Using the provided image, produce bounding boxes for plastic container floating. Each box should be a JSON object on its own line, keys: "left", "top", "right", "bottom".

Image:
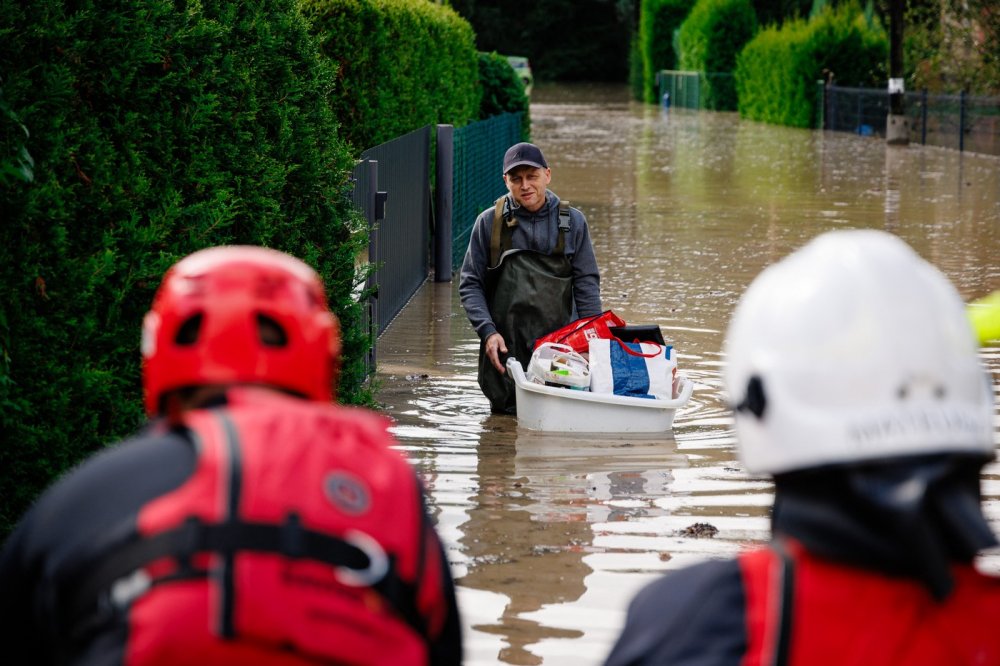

{"left": 507, "top": 357, "right": 694, "bottom": 433}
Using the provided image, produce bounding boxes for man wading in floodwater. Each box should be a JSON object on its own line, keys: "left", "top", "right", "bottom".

{"left": 459, "top": 142, "right": 602, "bottom": 413}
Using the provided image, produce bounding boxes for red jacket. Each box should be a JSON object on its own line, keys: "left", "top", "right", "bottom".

{"left": 741, "top": 541, "right": 1000, "bottom": 666}
{"left": 605, "top": 541, "right": 1000, "bottom": 666}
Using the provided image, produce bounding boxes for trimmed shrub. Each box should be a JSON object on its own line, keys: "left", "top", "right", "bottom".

{"left": 629, "top": 34, "right": 645, "bottom": 102}
{"left": 0, "top": 80, "right": 34, "bottom": 186}
{"left": 300, "top": 0, "right": 480, "bottom": 150}
{"left": 478, "top": 52, "right": 531, "bottom": 137}
{"left": 638, "top": 0, "right": 697, "bottom": 103}
{"left": 736, "top": 1, "right": 887, "bottom": 127}
{"left": 677, "top": 0, "right": 758, "bottom": 110}
{"left": 0, "top": 0, "right": 367, "bottom": 537}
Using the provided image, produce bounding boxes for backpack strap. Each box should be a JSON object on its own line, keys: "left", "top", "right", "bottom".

{"left": 553, "top": 200, "right": 571, "bottom": 256}
{"left": 491, "top": 195, "right": 572, "bottom": 264}
{"left": 490, "top": 194, "right": 515, "bottom": 268}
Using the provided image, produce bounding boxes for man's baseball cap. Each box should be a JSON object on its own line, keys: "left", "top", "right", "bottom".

{"left": 503, "top": 142, "right": 548, "bottom": 174}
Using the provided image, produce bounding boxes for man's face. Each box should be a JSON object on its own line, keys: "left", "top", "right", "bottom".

{"left": 504, "top": 165, "right": 551, "bottom": 213}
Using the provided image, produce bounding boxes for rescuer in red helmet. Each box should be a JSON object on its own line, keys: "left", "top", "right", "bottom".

{"left": 0, "top": 246, "right": 462, "bottom": 665}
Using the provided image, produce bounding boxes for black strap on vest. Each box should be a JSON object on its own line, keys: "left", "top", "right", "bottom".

{"left": 771, "top": 539, "right": 796, "bottom": 666}
{"left": 66, "top": 515, "right": 428, "bottom": 644}
{"left": 489, "top": 194, "right": 571, "bottom": 267}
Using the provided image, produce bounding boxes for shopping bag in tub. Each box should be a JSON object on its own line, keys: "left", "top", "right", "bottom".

{"left": 533, "top": 310, "right": 627, "bottom": 355}
{"left": 588, "top": 339, "right": 676, "bottom": 399}
{"left": 527, "top": 342, "right": 591, "bottom": 389}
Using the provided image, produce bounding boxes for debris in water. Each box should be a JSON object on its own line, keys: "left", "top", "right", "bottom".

{"left": 679, "top": 522, "right": 718, "bottom": 538}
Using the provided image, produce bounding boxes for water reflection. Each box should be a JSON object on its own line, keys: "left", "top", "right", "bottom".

{"left": 376, "top": 83, "right": 1000, "bottom": 665}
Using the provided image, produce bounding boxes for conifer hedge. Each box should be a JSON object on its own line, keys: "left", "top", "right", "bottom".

{"left": 677, "top": 0, "right": 757, "bottom": 111}
{"left": 735, "top": 2, "right": 887, "bottom": 128}
{"left": 300, "top": 0, "right": 479, "bottom": 150}
{"left": 0, "top": 0, "right": 367, "bottom": 537}
{"left": 477, "top": 52, "right": 531, "bottom": 138}
{"left": 637, "top": 0, "right": 696, "bottom": 104}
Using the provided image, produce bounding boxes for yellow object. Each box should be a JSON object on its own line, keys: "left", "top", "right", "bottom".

{"left": 968, "top": 290, "right": 1000, "bottom": 345}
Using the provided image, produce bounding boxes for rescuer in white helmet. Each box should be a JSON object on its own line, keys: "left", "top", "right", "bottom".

{"left": 605, "top": 229, "right": 1000, "bottom": 666}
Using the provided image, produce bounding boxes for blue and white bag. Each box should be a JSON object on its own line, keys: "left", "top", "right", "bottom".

{"left": 588, "top": 339, "right": 676, "bottom": 399}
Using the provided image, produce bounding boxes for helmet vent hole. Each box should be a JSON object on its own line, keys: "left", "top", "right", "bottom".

{"left": 257, "top": 314, "right": 288, "bottom": 347}
{"left": 934, "top": 385, "right": 946, "bottom": 399}
{"left": 175, "top": 313, "right": 203, "bottom": 346}
{"left": 897, "top": 386, "right": 908, "bottom": 399}
{"left": 736, "top": 375, "right": 767, "bottom": 419}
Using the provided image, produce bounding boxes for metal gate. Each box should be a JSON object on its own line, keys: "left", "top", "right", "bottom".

{"left": 351, "top": 126, "right": 431, "bottom": 371}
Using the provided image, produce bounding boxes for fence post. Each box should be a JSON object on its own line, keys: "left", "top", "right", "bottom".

{"left": 434, "top": 124, "right": 454, "bottom": 282}
{"left": 959, "top": 90, "right": 967, "bottom": 152}
{"left": 921, "top": 89, "right": 928, "bottom": 145}
{"left": 363, "top": 159, "right": 379, "bottom": 373}
{"left": 816, "top": 80, "right": 825, "bottom": 129}
{"left": 828, "top": 82, "right": 836, "bottom": 131}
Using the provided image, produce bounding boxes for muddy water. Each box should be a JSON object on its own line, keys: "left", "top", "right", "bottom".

{"left": 375, "top": 83, "right": 1000, "bottom": 665}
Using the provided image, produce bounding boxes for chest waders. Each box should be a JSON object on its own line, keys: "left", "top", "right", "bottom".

{"left": 479, "top": 195, "right": 574, "bottom": 414}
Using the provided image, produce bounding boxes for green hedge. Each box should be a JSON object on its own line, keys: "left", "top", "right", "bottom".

{"left": 0, "top": 79, "right": 33, "bottom": 186}
{"left": 477, "top": 52, "right": 531, "bottom": 138}
{"left": 300, "top": 0, "right": 479, "bottom": 150}
{"left": 637, "top": 0, "right": 696, "bottom": 104}
{"left": 735, "top": 1, "right": 887, "bottom": 127}
{"left": 0, "top": 0, "right": 367, "bottom": 538}
{"left": 677, "top": 0, "right": 758, "bottom": 110}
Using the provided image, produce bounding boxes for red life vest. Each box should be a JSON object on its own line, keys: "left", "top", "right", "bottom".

{"left": 739, "top": 540, "right": 1000, "bottom": 666}
{"left": 80, "top": 388, "right": 449, "bottom": 665}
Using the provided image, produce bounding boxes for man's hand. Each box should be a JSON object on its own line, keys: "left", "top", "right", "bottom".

{"left": 485, "top": 333, "right": 508, "bottom": 373}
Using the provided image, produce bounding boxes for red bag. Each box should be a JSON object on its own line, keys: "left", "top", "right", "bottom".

{"left": 533, "top": 310, "right": 627, "bottom": 354}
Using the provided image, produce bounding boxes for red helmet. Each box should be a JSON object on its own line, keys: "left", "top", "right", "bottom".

{"left": 141, "top": 246, "right": 341, "bottom": 416}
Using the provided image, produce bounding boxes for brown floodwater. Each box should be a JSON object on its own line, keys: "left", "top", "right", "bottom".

{"left": 375, "top": 83, "right": 1000, "bottom": 665}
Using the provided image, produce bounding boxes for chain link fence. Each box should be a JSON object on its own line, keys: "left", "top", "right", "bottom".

{"left": 823, "top": 85, "right": 1000, "bottom": 156}
{"left": 450, "top": 112, "right": 523, "bottom": 270}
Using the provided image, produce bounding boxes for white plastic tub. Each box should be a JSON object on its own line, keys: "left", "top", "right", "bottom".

{"left": 507, "top": 357, "right": 694, "bottom": 433}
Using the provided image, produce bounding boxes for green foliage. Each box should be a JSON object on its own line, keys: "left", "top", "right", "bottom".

{"left": 449, "top": 0, "right": 631, "bottom": 83}
{"left": 752, "top": 0, "right": 813, "bottom": 26}
{"left": 735, "top": 1, "right": 887, "bottom": 127}
{"left": 677, "top": 0, "right": 758, "bottom": 109}
{"left": 903, "top": 0, "right": 1000, "bottom": 94}
{"left": 0, "top": 79, "right": 34, "bottom": 185}
{"left": 477, "top": 52, "right": 531, "bottom": 137}
{"left": 0, "top": 0, "right": 367, "bottom": 537}
{"left": 629, "top": 34, "right": 645, "bottom": 102}
{"left": 300, "top": 0, "right": 480, "bottom": 149}
{"left": 638, "top": 0, "right": 697, "bottom": 103}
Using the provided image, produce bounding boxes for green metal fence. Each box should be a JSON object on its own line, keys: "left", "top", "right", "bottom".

{"left": 451, "top": 112, "right": 524, "bottom": 270}
{"left": 823, "top": 85, "right": 1000, "bottom": 156}
{"left": 657, "top": 70, "right": 700, "bottom": 109}
{"left": 657, "top": 70, "right": 737, "bottom": 111}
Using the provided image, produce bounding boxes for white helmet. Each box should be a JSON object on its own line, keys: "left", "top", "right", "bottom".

{"left": 725, "top": 229, "right": 994, "bottom": 475}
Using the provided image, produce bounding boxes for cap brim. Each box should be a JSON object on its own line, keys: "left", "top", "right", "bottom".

{"left": 504, "top": 160, "right": 546, "bottom": 174}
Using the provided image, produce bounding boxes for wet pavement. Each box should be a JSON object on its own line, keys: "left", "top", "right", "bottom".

{"left": 375, "top": 83, "right": 1000, "bottom": 665}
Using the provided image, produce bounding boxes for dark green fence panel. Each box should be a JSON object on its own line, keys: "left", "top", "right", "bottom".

{"left": 658, "top": 70, "right": 700, "bottom": 109}
{"left": 451, "top": 112, "right": 523, "bottom": 271}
